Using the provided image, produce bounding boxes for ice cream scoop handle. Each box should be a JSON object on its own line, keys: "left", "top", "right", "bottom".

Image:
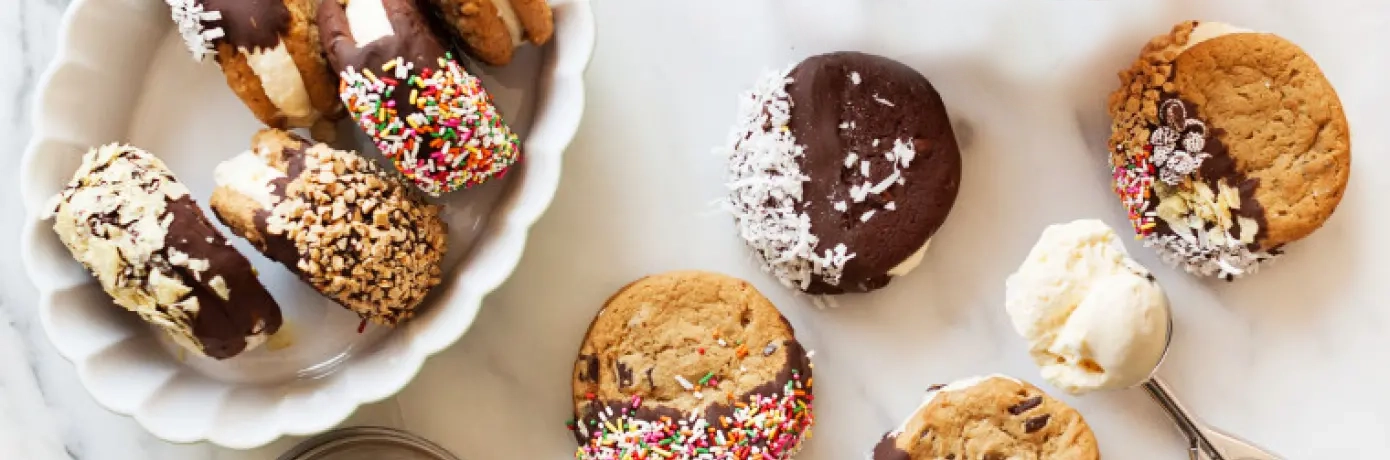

{"left": 1142, "top": 378, "right": 1281, "bottom": 460}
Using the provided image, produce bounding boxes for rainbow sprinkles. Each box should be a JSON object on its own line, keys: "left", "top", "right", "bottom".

{"left": 339, "top": 53, "right": 521, "bottom": 196}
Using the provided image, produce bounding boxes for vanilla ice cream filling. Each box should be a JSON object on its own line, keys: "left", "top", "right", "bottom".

{"left": 887, "top": 239, "right": 931, "bottom": 277}
{"left": 242, "top": 43, "right": 316, "bottom": 125}
{"left": 493, "top": 0, "right": 526, "bottom": 46}
{"left": 1181, "top": 21, "right": 1254, "bottom": 52}
{"left": 214, "top": 150, "right": 286, "bottom": 209}
{"left": 346, "top": 0, "right": 396, "bottom": 45}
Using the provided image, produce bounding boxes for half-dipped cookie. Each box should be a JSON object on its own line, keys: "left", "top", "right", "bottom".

{"left": 1108, "top": 20, "right": 1351, "bottom": 279}
{"left": 722, "top": 52, "right": 962, "bottom": 296}
{"left": 165, "top": 0, "right": 343, "bottom": 139}
{"left": 872, "top": 376, "right": 1099, "bottom": 460}
{"left": 319, "top": 0, "right": 522, "bottom": 196}
{"left": 209, "top": 129, "right": 447, "bottom": 326}
{"left": 46, "top": 144, "right": 282, "bottom": 359}
{"left": 422, "top": 0, "right": 554, "bottom": 66}
{"left": 571, "top": 271, "right": 815, "bottom": 459}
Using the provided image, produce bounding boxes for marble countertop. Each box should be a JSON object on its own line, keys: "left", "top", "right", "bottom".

{"left": 6, "top": 0, "right": 1390, "bottom": 458}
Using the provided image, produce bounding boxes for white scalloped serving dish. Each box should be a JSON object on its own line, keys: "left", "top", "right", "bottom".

{"left": 18, "top": 0, "right": 593, "bottom": 449}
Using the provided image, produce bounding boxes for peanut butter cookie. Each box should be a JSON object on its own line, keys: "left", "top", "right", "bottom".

{"left": 422, "top": 0, "right": 554, "bottom": 66}
{"left": 1107, "top": 20, "right": 1351, "bottom": 279}
{"left": 872, "top": 376, "right": 1100, "bottom": 460}
{"left": 570, "top": 271, "right": 815, "bottom": 459}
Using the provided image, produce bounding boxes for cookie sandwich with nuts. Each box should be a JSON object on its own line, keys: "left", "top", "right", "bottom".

{"left": 210, "top": 129, "right": 447, "bottom": 327}
{"left": 164, "top": 0, "right": 343, "bottom": 140}
{"left": 420, "top": 0, "right": 554, "bottom": 66}
{"left": 722, "top": 52, "right": 962, "bottom": 296}
{"left": 319, "top": 0, "right": 522, "bottom": 196}
{"left": 569, "top": 271, "right": 815, "bottom": 459}
{"left": 871, "top": 375, "right": 1099, "bottom": 460}
{"left": 47, "top": 144, "right": 283, "bottom": 359}
{"left": 1107, "top": 20, "right": 1351, "bottom": 279}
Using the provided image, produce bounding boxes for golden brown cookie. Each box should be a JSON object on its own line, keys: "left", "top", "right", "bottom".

{"left": 570, "top": 271, "right": 814, "bottom": 459}
{"left": 209, "top": 129, "right": 447, "bottom": 327}
{"left": 871, "top": 376, "right": 1100, "bottom": 460}
{"left": 166, "top": 0, "right": 343, "bottom": 140}
{"left": 423, "top": 0, "right": 554, "bottom": 66}
{"left": 1107, "top": 20, "right": 1350, "bottom": 279}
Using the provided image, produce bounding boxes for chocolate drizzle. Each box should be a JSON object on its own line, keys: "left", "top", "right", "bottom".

{"left": 784, "top": 52, "right": 961, "bottom": 294}
{"left": 202, "top": 0, "right": 291, "bottom": 52}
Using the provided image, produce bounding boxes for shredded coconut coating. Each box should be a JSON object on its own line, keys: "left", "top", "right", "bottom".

{"left": 721, "top": 68, "right": 852, "bottom": 290}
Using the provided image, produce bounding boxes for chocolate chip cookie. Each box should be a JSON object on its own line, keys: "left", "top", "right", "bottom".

{"left": 165, "top": 0, "right": 343, "bottom": 140}
{"left": 872, "top": 376, "right": 1100, "bottom": 460}
{"left": 570, "top": 271, "right": 815, "bottom": 459}
{"left": 209, "top": 129, "right": 447, "bottom": 327}
{"left": 46, "top": 144, "right": 282, "bottom": 359}
{"left": 1107, "top": 20, "right": 1351, "bottom": 279}
{"left": 421, "top": 0, "right": 553, "bottom": 66}
{"left": 723, "top": 52, "right": 962, "bottom": 296}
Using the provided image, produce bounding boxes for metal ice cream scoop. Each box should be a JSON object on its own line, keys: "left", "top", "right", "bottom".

{"left": 1138, "top": 315, "right": 1281, "bottom": 460}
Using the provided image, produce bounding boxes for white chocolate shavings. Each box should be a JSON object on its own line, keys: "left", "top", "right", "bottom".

{"left": 722, "top": 67, "right": 854, "bottom": 289}
{"left": 262, "top": 142, "right": 447, "bottom": 325}
{"left": 45, "top": 144, "right": 209, "bottom": 354}
{"left": 873, "top": 94, "right": 895, "bottom": 106}
{"left": 850, "top": 71, "right": 862, "bottom": 85}
{"left": 165, "top": 0, "right": 225, "bottom": 62}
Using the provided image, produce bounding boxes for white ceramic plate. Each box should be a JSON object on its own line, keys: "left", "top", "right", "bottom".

{"left": 18, "top": 0, "right": 593, "bottom": 449}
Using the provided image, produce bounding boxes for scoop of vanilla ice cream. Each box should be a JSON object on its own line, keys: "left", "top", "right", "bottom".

{"left": 1005, "top": 219, "right": 1170, "bottom": 394}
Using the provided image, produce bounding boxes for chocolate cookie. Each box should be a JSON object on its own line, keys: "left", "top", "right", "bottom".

{"left": 1108, "top": 20, "right": 1351, "bottom": 279}
{"left": 421, "top": 0, "right": 554, "bottom": 66}
{"left": 209, "top": 129, "right": 447, "bottom": 326}
{"left": 570, "top": 271, "right": 815, "bottom": 459}
{"left": 165, "top": 0, "right": 343, "bottom": 140}
{"left": 872, "top": 376, "right": 1099, "bottom": 460}
{"left": 723, "top": 52, "right": 962, "bottom": 295}
{"left": 46, "top": 144, "right": 282, "bottom": 359}
{"left": 319, "top": 0, "right": 522, "bottom": 195}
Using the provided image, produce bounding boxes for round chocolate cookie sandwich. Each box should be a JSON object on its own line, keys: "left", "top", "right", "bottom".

{"left": 165, "top": 0, "right": 343, "bottom": 140}
{"left": 570, "top": 271, "right": 815, "bottom": 459}
{"left": 722, "top": 51, "right": 962, "bottom": 296}
{"left": 319, "top": 0, "right": 522, "bottom": 196}
{"left": 1108, "top": 20, "right": 1351, "bottom": 279}
{"left": 209, "top": 129, "right": 447, "bottom": 326}
{"left": 872, "top": 375, "right": 1099, "bottom": 460}
{"left": 420, "top": 0, "right": 553, "bottom": 66}
{"left": 46, "top": 144, "right": 282, "bottom": 359}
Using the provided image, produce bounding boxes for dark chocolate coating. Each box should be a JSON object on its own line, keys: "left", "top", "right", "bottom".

{"left": 318, "top": 0, "right": 448, "bottom": 72}
{"left": 202, "top": 0, "right": 290, "bottom": 51}
{"left": 787, "top": 52, "right": 962, "bottom": 294}
{"left": 872, "top": 434, "right": 910, "bottom": 460}
{"left": 164, "top": 197, "right": 282, "bottom": 359}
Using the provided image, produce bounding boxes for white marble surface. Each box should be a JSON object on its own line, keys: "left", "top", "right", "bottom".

{"left": 6, "top": 0, "right": 1390, "bottom": 459}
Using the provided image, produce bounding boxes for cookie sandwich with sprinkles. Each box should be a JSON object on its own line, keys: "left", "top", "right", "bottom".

{"left": 420, "top": 0, "right": 554, "bottom": 66}
{"left": 721, "top": 52, "right": 962, "bottom": 297}
{"left": 209, "top": 129, "right": 447, "bottom": 327}
{"left": 1107, "top": 20, "right": 1350, "bottom": 279}
{"left": 47, "top": 144, "right": 283, "bottom": 359}
{"left": 164, "top": 0, "right": 343, "bottom": 140}
{"left": 569, "top": 271, "right": 815, "bottom": 459}
{"left": 318, "top": 0, "right": 522, "bottom": 196}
